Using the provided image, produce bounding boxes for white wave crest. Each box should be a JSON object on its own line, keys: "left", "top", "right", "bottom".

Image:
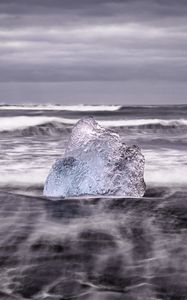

{"left": 0, "top": 116, "right": 75, "bottom": 132}
{"left": 100, "top": 119, "right": 187, "bottom": 127}
{"left": 0, "top": 104, "right": 121, "bottom": 112}
{"left": 0, "top": 116, "right": 187, "bottom": 132}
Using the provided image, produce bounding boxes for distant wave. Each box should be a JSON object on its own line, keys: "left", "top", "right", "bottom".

{"left": 0, "top": 116, "right": 75, "bottom": 131}
{"left": 0, "top": 104, "right": 121, "bottom": 112}
{"left": 99, "top": 119, "right": 187, "bottom": 128}
{"left": 0, "top": 116, "right": 73, "bottom": 136}
{"left": 0, "top": 116, "right": 187, "bottom": 136}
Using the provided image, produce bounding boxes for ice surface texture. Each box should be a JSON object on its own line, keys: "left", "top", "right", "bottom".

{"left": 44, "top": 117, "right": 145, "bottom": 197}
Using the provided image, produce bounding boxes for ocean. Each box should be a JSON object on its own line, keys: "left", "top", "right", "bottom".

{"left": 0, "top": 104, "right": 186, "bottom": 299}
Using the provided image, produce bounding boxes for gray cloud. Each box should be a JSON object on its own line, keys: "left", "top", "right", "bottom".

{"left": 0, "top": 0, "right": 187, "bottom": 103}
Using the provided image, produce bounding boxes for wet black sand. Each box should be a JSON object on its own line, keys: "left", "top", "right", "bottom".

{"left": 0, "top": 191, "right": 186, "bottom": 300}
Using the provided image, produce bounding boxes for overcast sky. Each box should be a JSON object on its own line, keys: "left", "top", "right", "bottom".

{"left": 0, "top": 0, "right": 187, "bottom": 104}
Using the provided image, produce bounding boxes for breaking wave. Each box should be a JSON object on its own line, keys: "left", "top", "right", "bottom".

{"left": 0, "top": 116, "right": 74, "bottom": 136}
{"left": 100, "top": 118, "right": 187, "bottom": 128}
{"left": 0, "top": 104, "right": 121, "bottom": 112}
{"left": 0, "top": 116, "right": 187, "bottom": 136}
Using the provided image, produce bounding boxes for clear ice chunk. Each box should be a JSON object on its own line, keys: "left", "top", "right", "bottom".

{"left": 43, "top": 117, "right": 146, "bottom": 197}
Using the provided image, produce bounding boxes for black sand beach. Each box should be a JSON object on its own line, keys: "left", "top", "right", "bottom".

{"left": 0, "top": 190, "right": 186, "bottom": 300}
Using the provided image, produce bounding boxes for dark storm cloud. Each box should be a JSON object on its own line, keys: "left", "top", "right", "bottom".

{"left": 1, "top": 0, "right": 187, "bottom": 30}
{"left": 0, "top": 0, "right": 187, "bottom": 103}
{"left": 0, "top": 0, "right": 187, "bottom": 15}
